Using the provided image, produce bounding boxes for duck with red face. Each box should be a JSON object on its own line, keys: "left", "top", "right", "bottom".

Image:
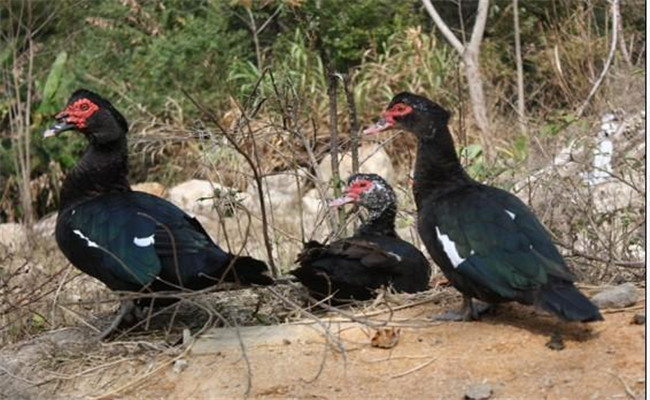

{"left": 291, "top": 173, "right": 431, "bottom": 302}
{"left": 44, "top": 89, "right": 273, "bottom": 339}
{"left": 364, "top": 92, "right": 602, "bottom": 323}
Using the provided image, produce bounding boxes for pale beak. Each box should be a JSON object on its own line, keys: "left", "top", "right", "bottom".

{"left": 329, "top": 194, "right": 356, "bottom": 207}
{"left": 362, "top": 117, "right": 394, "bottom": 134}
{"left": 43, "top": 117, "right": 76, "bottom": 138}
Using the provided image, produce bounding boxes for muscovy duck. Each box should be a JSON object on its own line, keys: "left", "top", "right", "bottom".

{"left": 44, "top": 89, "right": 273, "bottom": 337}
{"left": 364, "top": 92, "right": 602, "bottom": 322}
{"left": 290, "top": 173, "right": 431, "bottom": 302}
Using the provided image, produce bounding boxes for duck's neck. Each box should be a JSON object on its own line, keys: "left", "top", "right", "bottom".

{"left": 60, "top": 137, "right": 131, "bottom": 210}
{"left": 413, "top": 125, "right": 472, "bottom": 208}
{"left": 355, "top": 204, "right": 397, "bottom": 237}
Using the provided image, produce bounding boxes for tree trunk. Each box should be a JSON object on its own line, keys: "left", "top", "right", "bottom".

{"left": 513, "top": 0, "right": 527, "bottom": 136}
{"left": 463, "top": 56, "right": 490, "bottom": 157}
{"left": 422, "top": 0, "right": 493, "bottom": 160}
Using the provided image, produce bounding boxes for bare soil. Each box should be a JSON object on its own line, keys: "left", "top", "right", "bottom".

{"left": 1, "top": 287, "right": 644, "bottom": 400}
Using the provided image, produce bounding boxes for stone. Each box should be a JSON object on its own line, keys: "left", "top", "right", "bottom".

{"left": 241, "top": 171, "right": 306, "bottom": 216}
{"left": 172, "top": 359, "right": 188, "bottom": 374}
{"left": 591, "top": 283, "right": 638, "bottom": 309}
{"left": 464, "top": 383, "right": 493, "bottom": 400}
{"left": 319, "top": 144, "right": 395, "bottom": 186}
{"left": 168, "top": 179, "right": 234, "bottom": 216}
{"left": 34, "top": 213, "right": 58, "bottom": 238}
{"left": 301, "top": 188, "right": 326, "bottom": 216}
{"left": 632, "top": 313, "right": 645, "bottom": 325}
{"left": 0, "top": 223, "right": 28, "bottom": 252}
{"left": 132, "top": 182, "right": 166, "bottom": 197}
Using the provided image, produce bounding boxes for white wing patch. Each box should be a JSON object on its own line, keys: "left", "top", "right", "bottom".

{"left": 73, "top": 229, "right": 99, "bottom": 248}
{"left": 505, "top": 209, "right": 516, "bottom": 220}
{"left": 435, "top": 227, "right": 466, "bottom": 268}
{"left": 133, "top": 234, "right": 155, "bottom": 247}
{"left": 387, "top": 251, "right": 402, "bottom": 262}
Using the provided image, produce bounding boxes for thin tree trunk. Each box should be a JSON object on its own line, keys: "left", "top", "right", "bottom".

{"left": 422, "top": 0, "right": 493, "bottom": 160}
{"left": 513, "top": 0, "right": 527, "bottom": 135}
{"left": 614, "top": 0, "right": 632, "bottom": 67}
{"left": 464, "top": 57, "right": 489, "bottom": 153}
{"left": 245, "top": 7, "right": 263, "bottom": 69}
{"left": 326, "top": 60, "right": 344, "bottom": 229}
{"left": 343, "top": 73, "right": 359, "bottom": 174}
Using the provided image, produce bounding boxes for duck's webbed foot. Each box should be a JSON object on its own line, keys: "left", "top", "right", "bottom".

{"left": 97, "top": 300, "right": 142, "bottom": 340}
{"left": 430, "top": 296, "right": 494, "bottom": 322}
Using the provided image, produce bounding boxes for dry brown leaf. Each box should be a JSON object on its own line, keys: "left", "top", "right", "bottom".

{"left": 370, "top": 328, "right": 401, "bottom": 349}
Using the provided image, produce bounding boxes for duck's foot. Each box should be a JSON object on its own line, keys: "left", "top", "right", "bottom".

{"left": 430, "top": 296, "right": 494, "bottom": 321}
{"left": 98, "top": 300, "right": 143, "bottom": 340}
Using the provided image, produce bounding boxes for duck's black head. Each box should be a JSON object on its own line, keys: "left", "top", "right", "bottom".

{"left": 330, "top": 173, "right": 396, "bottom": 214}
{"left": 43, "top": 89, "right": 128, "bottom": 145}
{"left": 363, "top": 92, "right": 450, "bottom": 139}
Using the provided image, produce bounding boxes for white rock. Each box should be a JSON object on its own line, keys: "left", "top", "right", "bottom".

{"left": 319, "top": 144, "right": 395, "bottom": 186}
{"left": 168, "top": 179, "right": 232, "bottom": 216}
{"left": 172, "top": 359, "right": 188, "bottom": 374}
{"left": 591, "top": 181, "right": 639, "bottom": 214}
{"left": 0, "top": 223, "right": 28, "bottom": 252}
{"left": 302, "top": 188, "right": 326, "bottom": 216}
{"left": 241, "top": 171, "right": 306, "bottom": 216}
{"left": 132, "top": 182, "right": 166, "bottom": 197}
{"left": 34, "top": 213, "right": 58, "bottom": 238}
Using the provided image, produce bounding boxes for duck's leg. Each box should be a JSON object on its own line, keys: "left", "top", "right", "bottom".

{"left": 98, "top": 300, "right": 137, "bottom": 340}
{"left": 430, "top": 295, "right": 493, "bottom": 321}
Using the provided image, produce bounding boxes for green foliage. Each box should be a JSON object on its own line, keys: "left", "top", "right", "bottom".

{"left": 289, "top": 0, "right": 425, "bottom": 71}
{"left": 36, "top": 51, "right": 68, "bottom": 116}
{"left": 227, "top": 28, "right": 326, "bottom": 116}
{"left": 353, "top": 27, "right": 459, "bottom": 116}
{"left": 62, "top": 0, "right": 251, "bottom": 113}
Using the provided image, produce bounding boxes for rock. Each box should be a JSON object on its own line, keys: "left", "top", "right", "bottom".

{"left": 168, "top": 179, "right": 235, "bottom": 216}
{"left": 591, "top": 283, "right": 638, "bottom": 309}
{"left": 632, "top": 313, "right": 645, "bottom": 325}
{"left": 0, "top": 223, "right": 28, "bottom": 252}
{"left": 301, "top": 188, "right": 325, "bottom": 216}
{"left": 241, "top": 171, "right": 306, "bottom": 216}
{"left": 464, "top": 383, "right": 492, "bottom": 400}
{"left": 172, "top": 359, "right": 188, "bottom": 374}
{"left": 591, "top": 181, "right": 641, "bottom": 214}
{"left": 34, "top": 213, "right": 58, "bottom": 238}
{"left": 132, "top": 181, "right": 166, "bottom": 197}
{"left": 319, "top": 144, "right": 395, "bottom": 186}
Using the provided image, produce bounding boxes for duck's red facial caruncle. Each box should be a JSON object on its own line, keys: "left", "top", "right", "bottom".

{"left": 329, "top": 179, "right": 374, "bottom": 207}
{"left": 363, "top": 102, "right": 414, "bottom": 135}
{"left": 43, "top": 98, "right": 100, "bottom": 138}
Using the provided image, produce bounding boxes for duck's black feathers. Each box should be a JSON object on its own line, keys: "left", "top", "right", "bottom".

{"left": 56, "top": 191, "right": 272, "bottom": 293}
{"left": 292, "top": 236, "right": 429, "bottom": 301}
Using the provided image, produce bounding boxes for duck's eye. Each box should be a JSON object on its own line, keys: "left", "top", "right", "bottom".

{"left": 80, "top": 103, "right": 90, "bottom": 111}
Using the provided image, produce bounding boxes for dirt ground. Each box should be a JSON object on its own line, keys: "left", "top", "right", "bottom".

{"left": 1, "top": 287, "right": 644, "bottom": 400}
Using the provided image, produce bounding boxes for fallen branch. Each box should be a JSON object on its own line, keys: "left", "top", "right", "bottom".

{"left": 390, "top": 357, "right": 437, "bottom": 379}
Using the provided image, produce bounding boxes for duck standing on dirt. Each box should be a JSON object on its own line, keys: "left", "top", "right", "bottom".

{"left": 291, "top": 173, "right": 431, "bottom": 302}
{"left": 364, "top": 92, "right": 603, "bottom": 322}
{"left": 44, "top": 89, "right": 273, "bottom": 338}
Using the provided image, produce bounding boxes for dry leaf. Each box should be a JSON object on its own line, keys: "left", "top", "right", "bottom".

{"left": 371, "top": 328, "right": 401, "bottom": 349}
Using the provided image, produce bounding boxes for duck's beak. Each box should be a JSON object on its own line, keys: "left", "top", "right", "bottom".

{"left": 43, "top": 113, "right": 75, "bottom": 138}
{"left": 362, "top": 116, "right": 394, "bottom": 134}
{"left": 329, "top": 193, "right": 356, "bottom": 207}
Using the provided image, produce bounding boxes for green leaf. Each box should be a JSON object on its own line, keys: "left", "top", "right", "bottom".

{"left": 37, "top": 51, "right": 68, "bottom": 115}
